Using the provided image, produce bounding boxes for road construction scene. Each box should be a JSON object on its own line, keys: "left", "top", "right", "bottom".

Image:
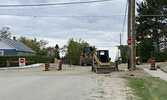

{"left": 0, "top": 0, "right": 167, "bottom": 100}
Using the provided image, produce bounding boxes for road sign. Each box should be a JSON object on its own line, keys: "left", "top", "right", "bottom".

{"left": 19, "top": 58, "right": 25, "bottom": 66}
{"left": 127, "top": 38, "right": 132, "bottom": 46}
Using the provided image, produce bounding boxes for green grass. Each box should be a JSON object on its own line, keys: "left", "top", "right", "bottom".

{"left": 123, "top": 76, "right": 167, "bottom": 100}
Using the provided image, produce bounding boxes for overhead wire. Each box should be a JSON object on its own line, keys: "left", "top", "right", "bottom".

{"left": 0, "top": 15, "right": 127, "bottom": 17}
{"left": 116, "top": 0, "right": 127, "bottom": 61}
{"left": 0, "top": 14, "right": 166, "bottom": 17}
{"left": 132, "top": 14, "right": 167, "bottom": 17}
{"left": 0, "top": 0, "right": 113, "bottom": 7}
{"left": 121, "top": 0, "right": 128, "bottom": 40}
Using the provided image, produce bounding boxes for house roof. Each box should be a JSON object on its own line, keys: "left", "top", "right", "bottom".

{"left": 0, "top": 37, "right": 36, "bottom": 53}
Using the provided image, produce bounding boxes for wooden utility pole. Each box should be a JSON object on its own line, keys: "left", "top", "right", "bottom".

{"left": 127, "top": 0, "right": 131, "bottom": 69}
{"left": 120, "top": 32, "right": 122, "bottom": 63}
{"left": 131, "top": 0, "right": 136, "bottom": 70}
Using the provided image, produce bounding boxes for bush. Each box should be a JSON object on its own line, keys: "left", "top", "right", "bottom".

{"left": 151, "top": 51, "right": 167, "bottom": 62}
{"left": 0, "top": 55, "right": 54, "bottom": 67}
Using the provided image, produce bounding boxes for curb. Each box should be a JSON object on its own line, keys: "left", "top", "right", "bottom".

{"left": 0, "top": 63, "right": 43, "bottom": 70}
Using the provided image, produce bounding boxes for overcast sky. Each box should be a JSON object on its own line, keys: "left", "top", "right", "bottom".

{"left": 0, "top": 0, "right": 142, "bottom": 61}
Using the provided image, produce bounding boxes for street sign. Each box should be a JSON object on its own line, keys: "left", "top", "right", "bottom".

{"left": 19, "top": 58, "right": 25, "bottom": 66}
{"left": 127, "top": 38, "right": 132, "bottom": 46}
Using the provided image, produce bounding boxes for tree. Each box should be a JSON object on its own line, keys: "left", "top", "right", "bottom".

{"left": 61, "top": 38, "right": 90, "bottom": 65}
{"left": 55, "top": 44, "right": 60, "bottom": 59}
{"left": 18, "top": 36, "right": 48, "bottom": 55}
{"left": 0, "top": 27, "right": 11, "bottom": 38}
{"left": 136, "top": 0, "right": 167, "bottom": 51}
{"left": 136, "top": 39, "right": 155, "bottom": 61}
{"left": 44, "top": 46, "right": 59, "bottom": 58}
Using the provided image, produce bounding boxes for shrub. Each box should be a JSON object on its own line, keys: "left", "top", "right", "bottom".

{"left": 151, "top": 51, "right": 167, "bottom": 62}
{"left": 0, "top": 55, "right": 54, "bottom": 67}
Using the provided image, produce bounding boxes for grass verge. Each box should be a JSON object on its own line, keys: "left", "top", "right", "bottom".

{"left": 123, "top": 76, "right": 167, "bottom": 100}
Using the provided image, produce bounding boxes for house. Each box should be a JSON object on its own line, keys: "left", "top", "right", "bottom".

{"left": 0, "top": 36, "right": 36, "bottom": 55}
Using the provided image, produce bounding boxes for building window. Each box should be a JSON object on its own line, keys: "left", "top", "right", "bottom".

{"left": 0, "top": 51, "right": 4, "bottom": 55}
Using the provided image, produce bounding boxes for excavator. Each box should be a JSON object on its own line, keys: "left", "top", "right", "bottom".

{"left": 91, "top": 50, "right": 115, "bottom": 74}
{"left": 80, "top": 47, "right": 93, "bottom": 66}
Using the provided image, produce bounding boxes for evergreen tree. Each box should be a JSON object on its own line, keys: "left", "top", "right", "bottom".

{"left": 136, "top": 0, "right": 167, "bottom": 51}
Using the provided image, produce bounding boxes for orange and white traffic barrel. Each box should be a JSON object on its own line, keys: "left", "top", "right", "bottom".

{"left": 150, "top": 58, "right": 157, "bottom": 70}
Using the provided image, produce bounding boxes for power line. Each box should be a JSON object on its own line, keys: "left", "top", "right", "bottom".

{"left": 134, "top": 14, "right": 167, "bottom": 17}
{"left": 121, "top": 0, "right": 128, "bottom": 38}
{"left": 0, "top": 15, "right": 126, "bottom": 17}
{"left": 1, "top": 14, "right": 165, "bottom": 18}
{"left": 0, "top": 0, "right": 113, "bottom": 7}
{"left": 0, "top": 14, "right": 165, "bottom": 17}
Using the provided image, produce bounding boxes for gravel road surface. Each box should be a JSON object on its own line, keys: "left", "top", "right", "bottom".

{"left": 0, "top": 65, "right": 133, "bottom": 100}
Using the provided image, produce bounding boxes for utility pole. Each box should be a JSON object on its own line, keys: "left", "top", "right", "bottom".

{"left": 131, "top": 0, "right": 136, "bottom": 70}
{"left": 127, "top": 0, "right": 131, "bottom": 69}
{"left": 120, "top": 33, "right": 122, "bottom": 63}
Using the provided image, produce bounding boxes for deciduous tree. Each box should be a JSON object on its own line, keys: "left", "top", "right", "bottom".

{"left": 18, "top": 36, "right": 48, "bottom": 55}
{"left": 62, "top": 38, "right": 92, "bottom": 65}
{"left": 0, "top": 27, "right": 11, "bottom": 38}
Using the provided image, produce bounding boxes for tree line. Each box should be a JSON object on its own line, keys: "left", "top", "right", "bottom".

{"left": 0, "top": 27, "right": 95, "bottom": 65}
{"left": 0, "top": 26, "right": 59, "bottom": 58}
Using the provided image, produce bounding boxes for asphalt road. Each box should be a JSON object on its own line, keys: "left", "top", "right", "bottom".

{"left": 0, "top": 65, "right": 132, "bottom": 100}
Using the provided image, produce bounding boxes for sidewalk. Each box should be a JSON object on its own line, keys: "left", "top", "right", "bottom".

{"left": 144, "top": 69, "right": 167, "bottom": 81}
{"left": 0, "top": 63, "right": 71, "bottom": 70}
{"left": 139, "top": 63, "right": 167, "bottom": 81}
